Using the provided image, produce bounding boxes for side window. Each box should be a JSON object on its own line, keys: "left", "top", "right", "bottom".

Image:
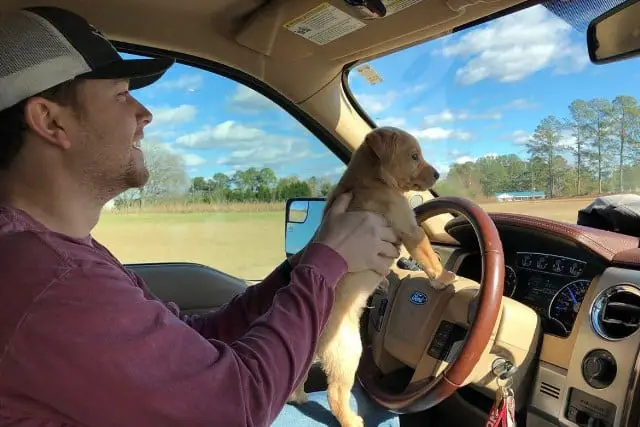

{"left": 94, "top": 53, "right": 344, "bottom": 280}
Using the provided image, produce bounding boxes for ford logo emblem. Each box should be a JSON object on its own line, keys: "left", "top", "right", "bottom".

{"left": 409, "top": 290, "right": 427, "bottom": 305}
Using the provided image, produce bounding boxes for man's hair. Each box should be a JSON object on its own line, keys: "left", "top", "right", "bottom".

{"left": 0, "top": 79, "right": 83, "bottom": 170}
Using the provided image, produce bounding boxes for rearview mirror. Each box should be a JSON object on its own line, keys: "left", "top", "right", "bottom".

{"left": 284, "top": 197, "right": 326, "bottom": 257}
{"left": 587, "top": 0, "right": 640, "bottom": 64}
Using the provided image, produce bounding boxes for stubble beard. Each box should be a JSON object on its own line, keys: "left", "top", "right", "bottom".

{"left": 82, "top": 146, "right": 150, "bottom": 205}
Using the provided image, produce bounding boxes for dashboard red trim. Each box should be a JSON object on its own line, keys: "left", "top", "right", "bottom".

{"left": 446, "top": 212, "right": 640, "bottom": 267}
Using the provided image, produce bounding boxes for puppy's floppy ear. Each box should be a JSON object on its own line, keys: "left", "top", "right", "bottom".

{"left": 366, "top": 127, "right": 397, "bottom": 161}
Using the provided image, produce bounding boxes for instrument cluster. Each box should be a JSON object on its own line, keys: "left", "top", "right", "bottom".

{"left": 505, "top": 252, "right": 591, "bottom": 338}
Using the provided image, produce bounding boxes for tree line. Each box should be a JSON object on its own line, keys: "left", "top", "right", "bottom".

{"left": 188, "top": 168, "right": 334, "bottom": 203}
{"left": 435, "top": 95, "right": 640, "bottom": 199}
{"left": 113, "top": 141, "right": 334, "bottom": 209}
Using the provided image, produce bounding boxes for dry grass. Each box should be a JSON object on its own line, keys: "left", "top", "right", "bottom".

{"left": 479, "top": 196, "right": 596, "bottom": 223}
{"left": 93, "top": 211, "right": 285, "bottom": 280}
{"left": 93, "top": 197, "right": 598, "bottom": 280}
{"left": 113, "top": 201, "right": 285, "bottom": 214}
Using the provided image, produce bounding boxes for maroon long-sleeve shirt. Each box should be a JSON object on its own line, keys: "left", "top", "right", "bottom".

{"left": 0, "top": 203, "right": 347, "bottom": 427}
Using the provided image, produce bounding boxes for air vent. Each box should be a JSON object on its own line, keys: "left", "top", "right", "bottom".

{"left": 591, "top": 284, "right": 640, "bottom": 341}
{"left": 539, "top": 381, "right": 561, "bottom": 400}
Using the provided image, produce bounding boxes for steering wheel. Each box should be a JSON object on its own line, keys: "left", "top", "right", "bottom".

{"left": 356, "top": 196, "right": 505, "bottom": 413}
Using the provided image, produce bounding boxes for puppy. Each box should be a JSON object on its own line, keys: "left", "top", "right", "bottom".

{"left": 288, "top": 126, "right": 457, "bottom": 427}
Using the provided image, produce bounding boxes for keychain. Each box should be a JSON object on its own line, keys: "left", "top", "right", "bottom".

{"left": 486, "top": 359, "right": 517, "bottom": 427}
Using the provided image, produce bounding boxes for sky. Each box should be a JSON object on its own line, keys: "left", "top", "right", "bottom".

{"left": 125, "top": 0, "right": 640, "bottom": 185}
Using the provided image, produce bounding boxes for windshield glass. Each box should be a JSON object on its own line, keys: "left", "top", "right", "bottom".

{"left": 346, "top": 0, "right": 636, "bottom": 223}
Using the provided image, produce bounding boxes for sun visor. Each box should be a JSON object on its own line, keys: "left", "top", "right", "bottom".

{"left": 233, "top": 0, "right": 466, "bottom": 61}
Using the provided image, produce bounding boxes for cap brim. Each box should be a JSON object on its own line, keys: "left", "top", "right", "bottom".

{"left": 79, "top": 57, "right": 175, "bottom": 90}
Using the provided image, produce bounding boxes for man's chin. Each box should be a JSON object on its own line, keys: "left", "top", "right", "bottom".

{"left": 124, "top": 166, "right": 150, "bottom": 190}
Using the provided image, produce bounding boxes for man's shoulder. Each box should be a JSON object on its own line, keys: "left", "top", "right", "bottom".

{"left": 0, "top": 229, "right": 74, "bottom": 278}
{"left": 0, "top": 226, "right": 107, "bottom": 272}
{"left": 0, "top": 204, "right": 115, "bottom": 271}
{"left": 0, "top": 225, "right": 123, "bottom": 293}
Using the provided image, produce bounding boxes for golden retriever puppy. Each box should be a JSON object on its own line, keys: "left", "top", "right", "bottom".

{"left": 288, "top": 126, "right": 457, "bottom": 427}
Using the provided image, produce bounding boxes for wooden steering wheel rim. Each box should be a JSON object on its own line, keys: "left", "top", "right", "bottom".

{"left": 356, "top": 195, "right": 505, "bottom": 413}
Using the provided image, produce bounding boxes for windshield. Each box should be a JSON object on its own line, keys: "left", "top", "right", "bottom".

{"left": 346, "top": 0, "right": 636, "bottom": 223}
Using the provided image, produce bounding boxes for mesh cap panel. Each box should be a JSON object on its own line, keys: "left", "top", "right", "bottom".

{"left": 0, "top": 10, "right": 90, "bottom": 111}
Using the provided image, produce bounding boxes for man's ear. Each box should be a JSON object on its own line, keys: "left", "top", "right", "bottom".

{"left": 23, "top": 97, "right": 73, "bottom": 150}
{"left": 366, "top": 127, "right": 397, "bottom": 161}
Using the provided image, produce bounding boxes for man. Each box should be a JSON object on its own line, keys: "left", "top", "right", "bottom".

{"left": 0, "top": 6, "right": 402, "bottom": 427}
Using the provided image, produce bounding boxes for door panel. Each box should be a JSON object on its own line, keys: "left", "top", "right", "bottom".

{"left": 125, "top": 262, "right": 248, "bottom": 315}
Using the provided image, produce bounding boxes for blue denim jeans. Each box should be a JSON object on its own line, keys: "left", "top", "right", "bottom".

{"left": 271, "top": 384, "right": 401, "bottom": 426}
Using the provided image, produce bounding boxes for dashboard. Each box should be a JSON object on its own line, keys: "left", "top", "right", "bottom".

{"left": 455, "top": 250, "right": 600, "bottom": 339}
{"left": 366, "top": 211, "right": 640, "bottom": 427}
{"left": 436, "top": 212, "right": 640, "bottom": 426}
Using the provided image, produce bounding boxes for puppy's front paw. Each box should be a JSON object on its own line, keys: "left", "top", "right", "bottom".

{"left": 429, "top": 279, "right": 448, "bottom": 290}
{"left": 288, "top": 389, "right": 308, "bottom": 405}
{"left": 438, "top": 270, "right": 457, "bottom": 285}
{"left": 428, "top": 270, "right": 456, "bottom": 290}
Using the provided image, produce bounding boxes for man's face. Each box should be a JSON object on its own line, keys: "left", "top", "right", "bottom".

{"left": 64, "top": 78, "right": 153, "bottom": 198}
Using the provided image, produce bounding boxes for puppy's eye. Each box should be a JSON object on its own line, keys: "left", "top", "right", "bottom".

{"left": 411, "top": 153, "right": 419, "bottom": 161}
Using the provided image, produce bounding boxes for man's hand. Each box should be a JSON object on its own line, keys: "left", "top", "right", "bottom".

{"left": 314, "top": 193, "right": 400, "bottom": 276}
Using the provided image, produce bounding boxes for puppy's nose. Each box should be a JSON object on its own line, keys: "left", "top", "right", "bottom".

{"left": 434, "top": 170, "right": 440, "bottom": 180}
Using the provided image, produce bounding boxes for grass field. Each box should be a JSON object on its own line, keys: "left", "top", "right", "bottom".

{"left": 92, "top": 197, "right": 596, "bottom": 280}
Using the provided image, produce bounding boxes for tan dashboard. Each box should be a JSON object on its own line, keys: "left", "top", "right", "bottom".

{"left": 363, "top": 212, "right": 640, "bottom": 427}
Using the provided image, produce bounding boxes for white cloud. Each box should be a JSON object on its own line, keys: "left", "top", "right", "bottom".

{"left": 438, "top": 5, "right": 588, "bottom": 84}
{"left": 507, "top": 130, "right": 532, "bottom": 145}
{"left": 150, "top": 105, "right": 197, "bottom": 126}
{"left": 559, "top": 129, "right": 577, "bottom": 148}
{"left": 434, "top": 163, "right": 451, "bottom": 175}
{"left": 507, "top": 128, "right": 576, "bottom": 148}
{"left": 454, "top": 152, "right": 499, "bottom": 165}
{"left": 504, "top": 98, "right": 539, "bottom": 110}
{"left": 228, "top": 85, "right": 277, "bottom": 113}
{"left": 175, "top": 121, "right": 266, "bottom": 149}
{"left": 411, "top": 127, "right": 473, "bottom": 142}
{"left": 215, "top": 137, "right": 310, "bottom": 168}
{"left": 354, "top": 84, "right": 429, "bottom": 115}
{"left": 158, "top": 142, "right": 208, "bottom": 168}
{"left": 424, "top": 108, "right": 502, "bottom": 125}
{"left": 424, "top": 110, "right": 456, "bottom": 125}
{"left": 454, "top": 155, "right": 475, "bottom": 164}
{"left": 356, "top": 93, "right": 396, "bottom": 114}
{"left": 181, "top": 153, "right": 207, "bottom": 167}
{"left": 157, "top": 74, "right": 203, "bottom": 92}
{"left": 173, "top": 121, "right": 329, "bottom": 172}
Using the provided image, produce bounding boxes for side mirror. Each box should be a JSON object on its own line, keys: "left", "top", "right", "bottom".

{"left": 587, "top": 0, "right": 640, "bottom": 64}
{"left": 284, "top": 197, "right": 327, "bottom": 257}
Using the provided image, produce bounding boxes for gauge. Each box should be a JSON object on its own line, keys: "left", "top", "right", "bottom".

{"left": 552, "top": 258, "right": 565, "bottom": 274}
{"left": 549, "top": 279, "right": 590, "bottom": 334}
{"left": 504, "top": 265, "right": 517, "bottom": 297}
{"left": 536, "top": 255, "right": 548, "bottom": 270}
{"left": 569, "top": 262, "right": 584, "bottom": 277}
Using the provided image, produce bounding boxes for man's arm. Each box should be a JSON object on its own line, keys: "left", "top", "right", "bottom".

{"left": 177, "top": 250, "right": 305, "bottom": 342}
{"left": 130, "top": 250, "right": 305, "bottom": 343}
{"left": 5, "top": 242, "right": 345, "bottom": 427}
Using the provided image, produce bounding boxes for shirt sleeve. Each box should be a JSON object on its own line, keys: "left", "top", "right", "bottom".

{"left": 5, "top": 242, "right": 346, "bottom": 427}
{"left": 178, "top": 249, "right": 306, "bottom": 343}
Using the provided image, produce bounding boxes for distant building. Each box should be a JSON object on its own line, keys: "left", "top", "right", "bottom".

{"left": 494, "top": 191, "right": 546, "bottom": 202}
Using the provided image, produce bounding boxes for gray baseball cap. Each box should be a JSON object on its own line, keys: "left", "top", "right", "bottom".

{"left": 0, "top": 6, "right": 175, "bottom": 111}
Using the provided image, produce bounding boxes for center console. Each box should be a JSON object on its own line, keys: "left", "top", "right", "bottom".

{"left": 527, "top": 267, "right": 640, "bottom": 427}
